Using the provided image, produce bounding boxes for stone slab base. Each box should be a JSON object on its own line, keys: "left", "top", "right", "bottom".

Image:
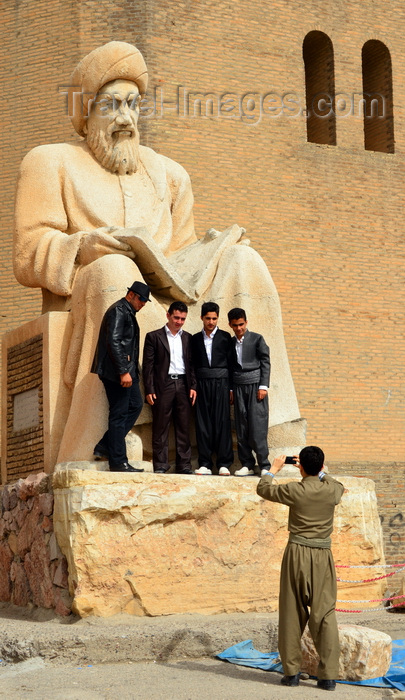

{"left": 53, "top": 470, "right": 385, "bottom": 618}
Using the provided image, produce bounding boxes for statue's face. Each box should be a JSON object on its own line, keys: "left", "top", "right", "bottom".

{"left": 84, "top": 79, "right": 141, "bottom": 175}
{"left": 86, "top": 79, "right": 140, "bottom": 140}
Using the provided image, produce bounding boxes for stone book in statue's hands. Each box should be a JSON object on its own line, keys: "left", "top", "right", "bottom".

{"left": 114, "top": 224, "right": 246, "bottom": 303}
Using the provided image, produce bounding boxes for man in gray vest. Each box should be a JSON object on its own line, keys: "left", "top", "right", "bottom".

{"left": 228, "top": 307, "right": 270, "bottom": 476}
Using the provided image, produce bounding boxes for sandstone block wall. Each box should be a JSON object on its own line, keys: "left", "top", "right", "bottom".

{"left": 0, "top": 472, "right": 71, "bottom": 615}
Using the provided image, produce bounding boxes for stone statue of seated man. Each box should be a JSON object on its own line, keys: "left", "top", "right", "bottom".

{"left": 13, "top": 41, "right": 302, "bottom": 464}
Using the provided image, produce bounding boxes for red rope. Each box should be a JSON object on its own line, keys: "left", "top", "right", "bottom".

{"left": 337, "top": 569, "right": 401, "bottom": 583}
{"left": 336, "top": 563, "right": 405, "bottom": 569}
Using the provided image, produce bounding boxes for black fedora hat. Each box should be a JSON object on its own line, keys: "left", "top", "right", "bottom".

{"left": 127, "top": 281, "right": 152, "bottom": 302}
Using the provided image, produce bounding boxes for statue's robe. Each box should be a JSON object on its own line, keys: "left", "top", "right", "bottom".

{"left": 14, "top": 141, "right": 300, "bottom": 462}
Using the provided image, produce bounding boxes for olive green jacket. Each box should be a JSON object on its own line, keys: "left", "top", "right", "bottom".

{"left": 257, "top": 473, "right": 344, "bottom": 540}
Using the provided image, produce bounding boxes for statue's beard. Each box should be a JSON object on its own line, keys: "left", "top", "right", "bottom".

{"left": 86, "top": 123, "right": 140, "bottom": 175}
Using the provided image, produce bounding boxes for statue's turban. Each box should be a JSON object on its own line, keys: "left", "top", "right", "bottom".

{"left": 69, "top": 41, "right": 148, "bottom": 136}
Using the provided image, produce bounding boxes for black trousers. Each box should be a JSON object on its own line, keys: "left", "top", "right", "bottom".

{"left": 97, "top": 377, "right": 143, "bottom": 468}
{"left": 233, "top": 382, "right": 270, "bottom": 469}
{"left": 195, "top": 376, "right": 233, "bottom": 468}
{"left": 152, "top": 376, "right": 192, "bottom": 471}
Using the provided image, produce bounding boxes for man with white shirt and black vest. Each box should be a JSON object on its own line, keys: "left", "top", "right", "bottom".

{"left": 228, "top": 307, "right": 271, "bottom": 476}
{"left": 143, "top": 301, "right": 197, "bottom": 474}
{"left": 191, "top": 302, "right": 234, "bottom": 476}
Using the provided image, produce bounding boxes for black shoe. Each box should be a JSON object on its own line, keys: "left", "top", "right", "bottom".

{"left": 154, "top": 467, "right": 170, "bottom": 474}
{"left": 317, "top": 680, "right": 336, "bottom": 691}
{"left": 110, "top": 462, "right": 144, "bottom": 473}
{"left": 176, "top": 467, "right": 192, "bottom": 474}
{"left": 281, "top": 673, "right": 300, "bottom": 686}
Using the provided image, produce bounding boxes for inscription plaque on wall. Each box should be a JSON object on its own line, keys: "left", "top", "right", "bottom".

{"left": 13, "top": 388, "right": 40, "bottom": 432}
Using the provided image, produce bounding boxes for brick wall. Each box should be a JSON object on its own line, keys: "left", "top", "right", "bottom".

{"left": 6, "top": 336, "right": 44, "bottom": 480}
{"left": 0, "top": 1, "right": 404, "bottom": 470}
{"left": 329, "top": 462, "right": 405, "bottom": 576}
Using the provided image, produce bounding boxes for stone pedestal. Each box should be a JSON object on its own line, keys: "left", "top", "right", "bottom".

{"left": 52, "top": 471, "right": 385, "bottom": 618}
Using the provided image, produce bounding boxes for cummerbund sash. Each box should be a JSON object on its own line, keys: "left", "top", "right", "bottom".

{"left": 289, "top": 533, "right": 331, "bottom": 549}
{"left": 233, "top": 369, "right": 260, "bottom": 384}
{"left": 196, "top": 367, "right": 229, "bottom": 379}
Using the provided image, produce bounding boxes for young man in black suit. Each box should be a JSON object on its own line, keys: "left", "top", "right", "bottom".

{"left": 143, "top": 301, "right": 197, "bottom": 474}
{"left": 228, "top": 307, "right": 271, "bottom": 477}
{"left": 191, "top": 302, "right": 234, "bottom": 476}
{"left": 91, "top": 281, "right": 151, "bottom": 472}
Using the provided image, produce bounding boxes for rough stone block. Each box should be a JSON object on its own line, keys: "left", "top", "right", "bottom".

{"left": 17, "top": 501, "right": 41, "bottom": 557}
{"left": 23, "top": 534, "right": 54, "bottom": 608}
{"left": 53, "top": 586, "right": 73, "bottom": 617}
{"left": 49, "top": 532, "right": 62, "bottom": 561}
{"left": 8, "top": 488, "right": 19, "bottom": 511}
{"left": 2, "top": 485, "right": 10, "bottom": 512}
{"left": 0, "top": 541, "right": 13, "bottom": 601}
{"left": 41, "top": 515, "right": 53, "bottom": 532}
{"left": 15, "top": 503, "right": 28, "bottom": 529}
{"left": 301, "top": 624, "right": 392, "bottom": 680}
{"left": 53, "top": 558, "right": 69, "bottom": 589}
{"left": 10, "top": 561, "right": 31, "bottom": 607}
{"left": 39, "top": 492, "right": 54, "bottom": 516}
{"left": 8, "top": 532, "right": 18, "bottom": 555}
{"left": 17, "top": 473, "right": 49, "bottom": 501}
{"left": 53, "top": 471, "right": 386, "bottom": 618}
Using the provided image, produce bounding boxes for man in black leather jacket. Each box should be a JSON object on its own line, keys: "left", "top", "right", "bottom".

{"left": 91, "top": 281, "right": 151, "bottom": 472}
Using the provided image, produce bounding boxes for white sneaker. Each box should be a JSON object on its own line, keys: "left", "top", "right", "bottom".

{"left": 194, "top": 466, "right": 212, "bottom": 475}
{"left": 261, "top": 469, "right": 270, "bottom": 477}
{"left": 234, "top": 466, "right": 255, "bottom": 477}
{"left": 218, "top": 467, "right": 231, "bottom": 476}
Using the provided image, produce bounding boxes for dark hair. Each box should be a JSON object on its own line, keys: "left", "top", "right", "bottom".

{"left": 168, "top": 301, "right": 188, "bottom": 315}
{"left": 228, "top": 307, "right": 247, "bottom": 322}
{"left": 299, "top": 446, "right": 325, "bottom": 475}
{"left": 201, "top": 302, "right": 219, "bottom": 317}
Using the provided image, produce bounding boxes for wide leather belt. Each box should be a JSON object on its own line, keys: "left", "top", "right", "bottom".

{"left": 168, "top": 374, "right": 185, "bottom": 380}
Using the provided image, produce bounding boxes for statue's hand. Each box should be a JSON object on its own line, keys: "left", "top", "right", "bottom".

{"left": 77, "top": 228, "right": 135, "bottom": 266}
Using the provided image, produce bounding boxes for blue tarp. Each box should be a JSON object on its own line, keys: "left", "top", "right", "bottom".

{"left": 217, "top": 639, "right": 405, "bottom": 691}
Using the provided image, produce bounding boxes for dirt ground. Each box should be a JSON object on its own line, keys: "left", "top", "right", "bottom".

{"left": 0, "top": 604, "right": 404, "bottom": 699}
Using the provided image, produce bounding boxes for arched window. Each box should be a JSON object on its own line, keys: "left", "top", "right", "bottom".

{"left": 303, "top": 31, "right": 336, "bottom": 145}
{"left": 362, "top": 40, "right": 394, "bottom": 153}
